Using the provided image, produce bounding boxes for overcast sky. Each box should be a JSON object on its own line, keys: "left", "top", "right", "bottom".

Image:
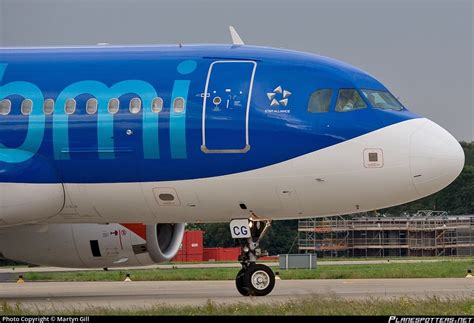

{"left": 0, "top": 0, "right": 472, "bottom": 141}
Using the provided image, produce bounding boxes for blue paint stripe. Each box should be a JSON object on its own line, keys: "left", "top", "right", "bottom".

{"left": 97, "top": 98, "right": 115, "bottom": 160}
{"left": 53, "top": 81, "right": 111, "bottom": 160}
{"left": 0, "top": 64, "right": 6, "bottom": 81}
{"left": 143, "top": 111, "right": 160, "bottom": 159}
{"left": 170, "top": 80, "right": 190, "bottom": 159}
{"left": 110, "top": 81, "right": 159, "bottom": 159}
{"left": 0, "top": 81, "right": 45, "bottom": 163}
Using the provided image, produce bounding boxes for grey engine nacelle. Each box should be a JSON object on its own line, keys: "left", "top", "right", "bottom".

{"left": 0, "top": 223, "right": 185, "bottom": 268}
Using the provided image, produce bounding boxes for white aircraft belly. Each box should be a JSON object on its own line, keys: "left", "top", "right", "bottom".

{"left": 39, "top": 118, "right": 427, "bottom": 224}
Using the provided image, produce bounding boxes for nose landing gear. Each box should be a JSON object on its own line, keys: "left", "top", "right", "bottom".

{"left": 232, "top": 218, "right": 275, "bottom": 296}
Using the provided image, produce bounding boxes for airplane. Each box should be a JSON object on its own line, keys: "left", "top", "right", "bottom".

{"left": 0, "top": 27, "right": 465, "bottom": 296}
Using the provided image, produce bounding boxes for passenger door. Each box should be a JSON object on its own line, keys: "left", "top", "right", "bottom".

{"left": 201, "top": 60, "right": 257, "bottom": 153}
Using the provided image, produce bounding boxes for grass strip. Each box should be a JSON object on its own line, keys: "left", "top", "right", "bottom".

{"left": 20, "top": 260, "right": 473, "bottom": 282}
{"left": 1, "top": 296, "right": 472, "bottom": 315}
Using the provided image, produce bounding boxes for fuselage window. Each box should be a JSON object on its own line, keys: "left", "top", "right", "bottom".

{"left": 43, "top": 99, "right": 54, "bottom": 114}
{"left": 308, "top": 89, "right": 333, "bottom": 113}
{"left": 335, "top": 89, "right": 367, "bottom": 112}
{"left": 108, "top": 98, "right": 119, "bottom": 114}
{"left": 21, "top": 99, "right": 33, "bottom": 115}
{"left": 129, "top": 98, "right": 141, "bottom": 114}
{"left": 173, "top": 97, "right": 185, "bottom": 113}
{"left": 65, "top": 99, "right": 76, "bottom": 114}
{"left": 86, "top": 98, "right": 98, "bottom": 114}
{"left": 0, "top": 99, "right": 12, "bottom": 115}
{"left": 151, "top": 97, "right": 163, "bottom": 113}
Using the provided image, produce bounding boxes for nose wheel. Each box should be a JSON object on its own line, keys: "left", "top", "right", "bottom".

{"left": 235, "top": 264, "right": 275, "bottom": 296}
{"left": 235, "top": 268, "right": 250, "bottom": 296}
{"left": 231, "top": 218, "right": 276, "bottom": 296}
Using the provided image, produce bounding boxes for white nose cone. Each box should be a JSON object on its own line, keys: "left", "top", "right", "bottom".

{"left": 410, "top": 119, "right": 465, "bottom": 197}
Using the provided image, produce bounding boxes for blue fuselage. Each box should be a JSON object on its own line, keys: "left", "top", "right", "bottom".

{"left": 0, "top": 44, "right": 418, "bottom": 183}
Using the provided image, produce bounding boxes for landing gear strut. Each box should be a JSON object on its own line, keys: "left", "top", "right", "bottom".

{"left": 232, "top": 218, "right": 275, "bottom": 296}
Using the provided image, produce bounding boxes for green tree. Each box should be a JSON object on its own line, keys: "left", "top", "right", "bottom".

{"left": 259, "top": 220, "right": 299, "bottom": 255}
{"left": 460, "top": 141, "right": 474, "bottom": 165}
{"left": 192, "top": 221, "right": 298, "bottom": 255}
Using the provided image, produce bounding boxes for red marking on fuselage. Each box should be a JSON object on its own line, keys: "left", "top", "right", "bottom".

{"left": 121, "top": 223, "right": 147, "bottom": 240}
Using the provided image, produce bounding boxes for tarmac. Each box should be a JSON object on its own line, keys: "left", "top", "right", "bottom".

{"left": 0, "top": 278, "right": 472, "bottom": 310}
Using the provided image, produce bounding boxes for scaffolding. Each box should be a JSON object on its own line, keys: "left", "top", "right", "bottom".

{"left": 298, "top": 213, "right": 474, "bottom": 258}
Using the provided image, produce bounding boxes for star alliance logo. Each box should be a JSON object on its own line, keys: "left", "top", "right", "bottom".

{"left": 267, "top": 86, "right": 291, "bottom": 107}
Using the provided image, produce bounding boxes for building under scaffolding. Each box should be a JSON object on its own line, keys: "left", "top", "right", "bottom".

{"left": 298, "top": 211, "right": 474, "bottom": 257}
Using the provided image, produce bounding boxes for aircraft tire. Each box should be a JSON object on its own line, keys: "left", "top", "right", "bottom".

{"left": 243, "top": 264, "right": 275, "bottom": 296}
{"left": 235, "top": 268, "right": 251, "bottom": 296}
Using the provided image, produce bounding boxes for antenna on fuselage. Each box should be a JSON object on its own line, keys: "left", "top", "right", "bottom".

{"left": 229, "top": 26, "right": 245, "bottom": 46}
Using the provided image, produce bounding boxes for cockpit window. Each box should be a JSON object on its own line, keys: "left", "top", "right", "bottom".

{"left": 308, "top": 89, "right": 332, "bottom": 113}
{"left": 361, "top": 89, "right": 404, "bottom": 111}
{"left": 335, "top": 89, "right": 367, "bottom": 112}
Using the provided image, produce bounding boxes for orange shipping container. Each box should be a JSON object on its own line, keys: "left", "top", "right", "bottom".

{"left": 173, "top": 230, "right": 204, "bottom": 262}
{"left": 180, "top": 230, "right": 204, "bottom": 255}
{"left": 173, "top": 232, "right": 241, "bottom": 262}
